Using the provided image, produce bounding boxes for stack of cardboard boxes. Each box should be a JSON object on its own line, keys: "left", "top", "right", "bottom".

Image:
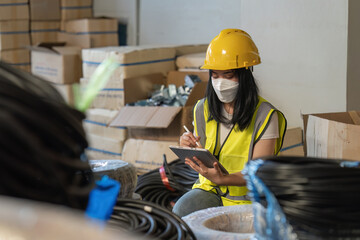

{"left": 81, "top": 45, "right": 210, "bottom": 173}
{"left": 0, "top": 0, "right": 30, "bottom": 72}
{"left": 82, "top": 46, "right": 178, "bottom": 163}
{"left": 29, "top": 0, "right": 60, "bottom": 45}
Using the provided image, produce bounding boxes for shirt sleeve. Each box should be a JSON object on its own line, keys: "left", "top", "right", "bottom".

{"left": 260, "top": 112, "right": 279, "bottom": 140}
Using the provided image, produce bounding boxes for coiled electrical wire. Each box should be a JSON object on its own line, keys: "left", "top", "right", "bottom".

{"left": 0, "top": 62, "right": 94, "bottom": 210}
{"left": 256, "top": 156, "right": 360, "bottom": 239}
{"left": 135, "top": 155, "right": 198, "bottom": 210}
{"left": 109, "top": 199, "right": 196, "bottom": 240}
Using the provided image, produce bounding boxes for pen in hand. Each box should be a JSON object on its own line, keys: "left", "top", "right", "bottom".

{"left": 183, "top": 125, "right": 200, "bottom": 147}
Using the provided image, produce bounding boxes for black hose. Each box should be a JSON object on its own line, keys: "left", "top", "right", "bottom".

{"left": 110, "top": 199, "right": 196, "bottom": 240}
{"left": 0, "top": 62, "right": 94, "bottom": 210}
{"left": 253, "top": 156, "right": 360, "bottom": 239}
{"left": 135, "top": 155, "right": 198, "bottom": 210}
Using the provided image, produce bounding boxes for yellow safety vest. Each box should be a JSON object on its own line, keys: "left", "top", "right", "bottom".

{"left": 192, "top": 97, "right": 286, "bottom": 206}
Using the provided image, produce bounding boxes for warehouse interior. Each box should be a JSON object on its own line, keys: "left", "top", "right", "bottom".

{"left": 0, "top": 0, "right": 360, "bottom": 239}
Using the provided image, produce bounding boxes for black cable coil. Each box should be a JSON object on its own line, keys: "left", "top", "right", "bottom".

{"left": 0, "top": 62, "right": 94, "bottom": 210}
{"left": 135, "top": 155, "right": 198, "bottom": 210}
{"left": 256, "top": 156, "right": 360, "bottom": 240}
{"left": 109, "top": 199, "right": 196, "bottom": 240}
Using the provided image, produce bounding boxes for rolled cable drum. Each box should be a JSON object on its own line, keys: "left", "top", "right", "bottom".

{"left": 135, "top": 155, "right": 198, "bottom": 210}
{"left": 244, "top": 156, "right": 360, "bottom": 240}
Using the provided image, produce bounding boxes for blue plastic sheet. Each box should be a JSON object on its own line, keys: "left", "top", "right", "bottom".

{"left": 85, "top": 175, "right": 120, "bottom": 221}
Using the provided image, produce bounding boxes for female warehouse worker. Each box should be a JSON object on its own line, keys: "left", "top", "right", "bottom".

{"left": 173, "top": 29, "right": 287, "bottom": 217}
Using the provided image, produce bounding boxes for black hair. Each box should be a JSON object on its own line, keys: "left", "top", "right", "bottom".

{"left": 0, "top": 62, "right": 94, "bottom": 210}
{"left": 205, "top": 67, "right": 259, "bottom": 131}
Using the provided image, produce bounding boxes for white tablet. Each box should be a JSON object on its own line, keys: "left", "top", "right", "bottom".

{"left": 169, "top": 146, "right": 229, "bottom": 175}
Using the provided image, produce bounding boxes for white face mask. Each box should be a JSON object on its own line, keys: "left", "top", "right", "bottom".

{"left": 211, "top": 77, "right": 239, "bottom": 103}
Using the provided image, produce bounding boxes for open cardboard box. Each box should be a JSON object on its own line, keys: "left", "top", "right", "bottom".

{"left": 110, "top": 71, "right": 208, "bottom": 141}
{"left": 29, "top": 42, "right": 82, "bottom": 84}
{"left": 303, "top": 111, "right": 360, "bottom": 161}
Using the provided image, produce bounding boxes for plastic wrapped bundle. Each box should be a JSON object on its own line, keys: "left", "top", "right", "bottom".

{"left": 90, "top": 160, "right": 137, "bottom": 198}
{"left": 244, "top": 156, "right": 360, "bottom": 240}
{"left": 183, "top": 205, "right": 254, "bottom": 240}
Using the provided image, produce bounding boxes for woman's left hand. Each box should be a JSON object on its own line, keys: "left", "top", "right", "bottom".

{"left": 185, "top": 157, "right": 224, "bottom": 185}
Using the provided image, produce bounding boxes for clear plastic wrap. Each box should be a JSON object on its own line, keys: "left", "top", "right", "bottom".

{"left": 183, "top": 205, "right": 255, "bottom": 240}
{"left": 89, "top": 160, "right": 137, "bottom": 199}
{"left": 243, "top": 159, "right": 297, "bottom": 240}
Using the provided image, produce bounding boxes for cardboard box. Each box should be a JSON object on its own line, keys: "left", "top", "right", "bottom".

{"left": 176, "top": 52, "right": 206, "bottom": 70}
{"left": 51, "top": 83, "right": 74, "bottom": 105}
{"left": 65, "top": 18, "right": 118, "bottom": 48}
{"left": 60, "top": 0, "right": 92, "bottom": 20}
{"left": 0, "top": 0, "right": 29, "bottom": 20}
{"left": 278, "top": 127, "right": 304, "bottom": 156}
{"left": 87, "top": 133, "right": 124, "bottom": 159}
{"left": 304, "top": 111, "right": 360, "bottom": 161}
{"left": 82, "top": 46, "right": 177, "bottom": 85}
{"left": 110, "top": 71, "right": 208, "bottom": 141}
{"left": 30, "top": 43, "right": 82, "bottom": 84}
{"left": 84, "top": 108, "right": 127, "bottom": 141}
{"left": 0, "top": 20, "right": 30, "bottom": 50}
{"left": 29, "top": 0, "right": 60, "bottom": 20}
{"left": 57, "top": 32, "right": 91, "bottom": 49}
{"left": 31, "top": 21, "right": 60, "bottom": 45}
{"left": 86, "top": 148, "right": 121, "bottom": 160}
{"left": 0, "top": 48, "right": 30, "bottom": 72}
{"left": 122, "top": 139, "right": 178, "bottom": 174}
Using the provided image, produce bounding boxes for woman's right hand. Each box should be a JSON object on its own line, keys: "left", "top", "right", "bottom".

{"left": 179, "top": 132, "right": 201, "bottom": 148}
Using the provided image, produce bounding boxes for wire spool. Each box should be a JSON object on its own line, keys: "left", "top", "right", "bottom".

{"left": 109, "top": 199, "right": 196, "bottom": 240}
{"left": 251, "top": 156, "right": 360, "bottom": 240}
{"left": 0, "top": 62, "right": 94, "bottom": 210}
{"left": 90, "top": 160, "right": 137, "bottom": 198}
{"left": 182, "top": 205, "right": 254, "bottom": 240}
{"left": 135, "top": 155, "right": 198, "bottom": 210}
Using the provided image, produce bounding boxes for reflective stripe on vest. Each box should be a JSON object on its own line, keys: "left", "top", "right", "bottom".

{"left": 192, "top": 97, "right": 286, "bottom": 206}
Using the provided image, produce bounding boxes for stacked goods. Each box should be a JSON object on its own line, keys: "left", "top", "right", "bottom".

{"left": 60, "top": 0, "right": 92, "bottom": 21}
{"left": 82, "top": 46, "right": 176, "bottom": 160}
{"left": 81, "top": 46, "right": 177, "bottom": 110}
{"left": 85, "top": 108, "right": 126, "bottom": 160}
{"left": 0, "top": 1, "right": 30, "bottom": 71}
{"left": 30, "top": 21, "right": 60, "bottom": 45}
{"left": 64, "top": 18, "right": 118, "bottom": 48}
{"left": 29, "top": 0, "right": 61, "bottom": 55}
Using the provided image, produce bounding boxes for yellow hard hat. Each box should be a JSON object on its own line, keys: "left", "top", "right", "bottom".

{"left": 201, "top": 28, "right": 261, "bottom": 70}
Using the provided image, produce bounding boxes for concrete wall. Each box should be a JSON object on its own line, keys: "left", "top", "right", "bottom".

{"left": 238, "top": 0, "right": 348, "bottom": 128}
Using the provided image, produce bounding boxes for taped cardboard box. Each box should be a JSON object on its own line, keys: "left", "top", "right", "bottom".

{"left": 29, "top": 0, "right": 60, "bottom": 20}
{"left": 0, "top": 20, "right": 30, "bottom": 50}
{"left": 0, "top": 48, "right": 30, "bottom": 72}
{"left": 31, "top": 21, "right": 60, "bottom": 45}
{"left": 176, "top": 52, "right": 206, "bottom": 70}
{"left": 110, "top": 71, "right": 208, "bottom": 141}
{"left": 65, "top": 18, "right": 118, "bottom": 48}
{"left": 278, "top": 127, "right": 304, "bottom": 156}
{"left": 84, "top": 108, "right": 127, "bottom": 141}
{"left": 122, "top": 138, "right": 178, "bottom": 174}
{"left": 57, "top": 32, "right": 91, "bottom": 49}
{"left": 86, "top": 133, "right": 124, "bottom": 160}
{"left": 170, "top": 44, "right": 208, "bottom": 57}
{"left": 60, "top": 0, "right": 92, "bottom": 21}
{"left": 82, "top": 46, "right": 176, "bottom": 85}
{"left": 0, "top": 0, "right": 29, "bottom": 20}
{"left": 51, "top": 83, "right": 74, "bottom": 105}
{"left": 304, "top": 111, "right": 360, "bottom": 161}
{"left": 86, "top": 149, "right": 121, "bottom": 160}
{"left": 30, "top": 43, "right": 82, "bottom": 84}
